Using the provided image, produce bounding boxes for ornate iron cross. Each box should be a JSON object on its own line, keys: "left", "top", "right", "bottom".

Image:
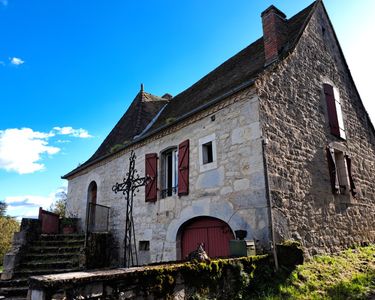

{"left": 112, "top": 150, "right": 151, "bottom": 268}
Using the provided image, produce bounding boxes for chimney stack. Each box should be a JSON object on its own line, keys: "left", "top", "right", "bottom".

{"left": 261, "top": 5, "right": 287, "bottom": 66}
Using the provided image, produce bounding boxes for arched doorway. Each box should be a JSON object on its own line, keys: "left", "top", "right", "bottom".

{"left": 179, "top": 217, "right": 234, "bottom": 259}
{"left": 86, "top": 181, "right": 97, "bottom": 232}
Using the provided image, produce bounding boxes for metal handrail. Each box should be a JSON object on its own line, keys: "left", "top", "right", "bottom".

{"left": 86, "top": 202, "right": 110, "bottom": 233}
{"left": 91, "top": 203, "right": 111, "bottom": 209}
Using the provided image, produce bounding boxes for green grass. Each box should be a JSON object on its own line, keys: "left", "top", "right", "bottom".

{"left": 251, "top": 245, "right": 375, "bottom": 300}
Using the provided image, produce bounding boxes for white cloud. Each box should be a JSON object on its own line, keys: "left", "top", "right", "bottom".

{"left": 56, "top": 139, "right": 71, "bottom": 144}
{"left": 6, "top": 195, "right": 54, "bottom": 208}
{"left": 5, "top": 187, "right": 66, "bottom": 220}
{"left": 0, "top": 126, "right": 92, "bottom": 174}
{"left": 53, "top": 126, "right": 92, "bottom": 138}
{"left": 10, "top": 57, "right": 25, "bottom": 65}
{"left": 0, "top": 128, "right": 60, "bottom": 174}
{"left": 0, "top": 0, "right": 8, "bottom": 6}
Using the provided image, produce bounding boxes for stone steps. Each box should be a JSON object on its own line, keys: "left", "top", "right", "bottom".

{"left": 39, "top": 234, "right": 85, "bottom": 241}
{"left": 31, "top": 240, "right": 85, "bottom": 247}
{"left": 0, "top": 268, "right": 84, "bottom": 297}
{"left": 0, "top": 285, "right": 29, "bottom": 299}
{"left": 19, "top": 259, "right": 79, "bottom": 270}
{"left": 0, "top": 233, "right": 86, "bottom": 299}
{"left": 0, "top": 278, "right": 28, "bottom": 288}
{"left": 13, "top": 268, "right": 84, "bottom": 277}
{"left": 0, "top": 286, "right": 28, "bottom": 299}
{"left": 24, "top": 252, "right": 78, "bottom": 261}
{"left": 28, "top": 245, "right": 82, "bottom": 254}
{"left": 0, "top": 278, "right": 28, "bottom": 300}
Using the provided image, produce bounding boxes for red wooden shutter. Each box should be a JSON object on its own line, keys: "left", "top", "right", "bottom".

{"left": 145, "top": 153, "right": 157, "bottom": 202}
{"left": 326, "top": 147, "right": 339, "bottom": 194}
{"left": 324, "top": 84, "right": 340, "bottom": 136}
{"left": 345, "top": 155, "right": 357, "bottom": 197}
{"left": 178, "top": 139, "right": 189, "bottom": 196}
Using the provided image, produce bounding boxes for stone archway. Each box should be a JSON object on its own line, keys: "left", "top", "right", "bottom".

{"left": 177, "top": 216, "right": 235, "bottom": 260}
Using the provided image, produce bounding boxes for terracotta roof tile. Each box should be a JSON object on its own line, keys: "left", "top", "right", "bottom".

{"left": 85, "top": 91, "right": 169, "bottom": 163}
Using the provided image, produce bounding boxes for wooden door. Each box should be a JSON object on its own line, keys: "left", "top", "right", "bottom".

{"left": 181, "top": 217, "right": 234, "bottom": 259}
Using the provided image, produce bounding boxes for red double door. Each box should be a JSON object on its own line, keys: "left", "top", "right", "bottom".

{"left": 181, "top": 217, "right": 234, "bottom": 259}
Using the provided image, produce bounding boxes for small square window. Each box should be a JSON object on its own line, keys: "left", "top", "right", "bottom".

{"left": 139, "top": 241, "right": 150, "bottom": 251}
{"left": 202, "top": 142, "right": 213, "bottom": 164}
{"left": 199, "top": 134, "right": 217, "bottom": 172}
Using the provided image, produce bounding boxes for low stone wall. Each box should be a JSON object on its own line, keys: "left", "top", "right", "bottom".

{"left": 28, "top": 255, "right": 271, "bottom": 299}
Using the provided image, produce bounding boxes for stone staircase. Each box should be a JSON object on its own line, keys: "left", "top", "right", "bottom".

{"left": 0, "top": 234, "right": 85, "bottom": 299}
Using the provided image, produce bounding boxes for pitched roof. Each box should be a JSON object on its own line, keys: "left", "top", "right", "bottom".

{"left": 62, "top": 1, "right": 316, "bottom": 179}
{"left": 86, "top": 90, "right": 169, "bottom": 163}
{"left": 148, "top": 2, "right": 315, "bottom": 132}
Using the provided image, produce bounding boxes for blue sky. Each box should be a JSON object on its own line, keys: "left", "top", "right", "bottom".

{"left": 1, "top": 0, "right": 374, "bottom": 219}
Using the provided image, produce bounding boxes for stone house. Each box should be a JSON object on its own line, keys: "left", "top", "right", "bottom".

{"left": 62, "top": 0, "right": 375, "bottom": 265}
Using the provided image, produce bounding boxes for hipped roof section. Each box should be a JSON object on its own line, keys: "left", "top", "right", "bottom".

{"left": 62, "top": 1, "right": 316, "bottom": 179}
{"left": 86, "top": 91, "right": 169, "bottom": 163}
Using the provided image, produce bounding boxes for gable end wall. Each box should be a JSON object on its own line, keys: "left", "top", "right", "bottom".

{"left": 257, "top": 3, "right": 375, "bottom": 256}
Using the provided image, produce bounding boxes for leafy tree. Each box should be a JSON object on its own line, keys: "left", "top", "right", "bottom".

{"left": 0, "top": 200, "right": 7, "bottom": 217}
{"left": 0, "top": 217, "right": 20, "bottom": 265}
{"left": 0, "top": 201, "right": 20, "bottom": 265}
{"left": 50, "top": 190, "right": 67, "bottom": 218}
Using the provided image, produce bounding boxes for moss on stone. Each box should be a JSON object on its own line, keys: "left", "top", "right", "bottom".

{"left": 165, "top": 117, "right": 176, "bottom": 125}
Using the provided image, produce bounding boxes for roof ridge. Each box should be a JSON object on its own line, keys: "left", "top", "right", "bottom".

{"left": 134, "top": 95, "right": 144, "bottom": 135}
{"left": 283, "top": 1, "right": 319, "bottom": 58}
{"left": 141, "top": 90, "right": 170, "bottom": 102}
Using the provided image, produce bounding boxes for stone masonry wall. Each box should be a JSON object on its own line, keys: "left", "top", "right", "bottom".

{"left": 257, "top": 2, "right": 375, "bottom": 256}
{"left": 67, "top": 87, "right": 269, "bottom": 265}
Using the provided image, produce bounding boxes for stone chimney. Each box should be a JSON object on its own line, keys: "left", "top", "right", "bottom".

{"left": 261, "top": 5, "right": 287, "bottom": 65}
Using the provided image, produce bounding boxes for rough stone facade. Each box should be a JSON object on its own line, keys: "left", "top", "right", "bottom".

{"left": 65, "top": 1, "right": 375, "bottom": 264}
{"left": 67, "top": 88, "right": 269, "bottom": 265}
{"left": 257, "top": 2, "right": 375, "bottom": 256}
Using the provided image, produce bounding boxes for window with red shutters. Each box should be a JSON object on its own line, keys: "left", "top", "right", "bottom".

{"left": 326, "top": 146, "right": 356, "bottom": 198}
{"left": 326, "top": 147, "right": 339, "bottom": 194}
{"left": 145, "top": 153, "right": 158, "bottom": 202}
{"left": 178, "top": 140, "right": 189, "bottom": 196}
{"left": 323, "top": 83, "right": 346, "bottom": 139}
